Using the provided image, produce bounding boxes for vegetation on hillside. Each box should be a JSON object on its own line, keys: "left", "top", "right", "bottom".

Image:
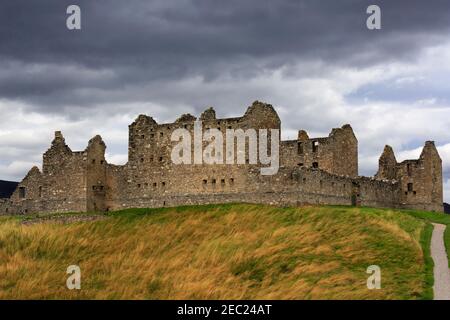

{"left": 401, "top": 209, "right": 450, "bottom": 269}
{"left": 0, "top": 204, "right": 444, "bottom": 299}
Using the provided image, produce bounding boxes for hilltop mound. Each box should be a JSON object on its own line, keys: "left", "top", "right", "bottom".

{"left": 0, "top": 204, "right": 439, "bottom": 299}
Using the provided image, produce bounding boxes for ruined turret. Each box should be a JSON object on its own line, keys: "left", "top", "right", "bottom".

{"left": 200, "top": 107, "right": 216, "bottom": 121}
{"left": 128, "top": 115, "right": 158, "bottom": 164}
{"left": 87, "top": 135, "right": 106, "bottom": 152}
{"left": 376, "top": 145, "right": 397, "bottom": 180}
{"left": 298, "top": 130, "right": 309, "bottom": 141}
{"left": 86, "top": 135, "right": 107, "bottom": 213}
{"left": 242, "top": 101, "right": 281, "bottom": 130}
{"left": 43, "top": 131, "right": 72, "bottom": 174}
{"left": 49, "top": 131, "right": 72, "bottom": 153}
{"left": 175, "top": 113, "right": 197, "bottom": 123}
{"left": 395, "top": 141, "right": 443, "bottom": 212}
{"left": 419, "top": 141, "right": 443, "bottom": 211}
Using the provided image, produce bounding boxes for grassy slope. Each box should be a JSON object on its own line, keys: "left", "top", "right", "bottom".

{"left": 0, "top": 204, "right": 441, "bottom": 300}
{"left": 401, "top": 209, "right": 450, "bottom": 268}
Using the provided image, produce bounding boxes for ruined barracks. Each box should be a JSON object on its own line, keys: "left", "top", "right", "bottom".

{"left": 0, "top": 101, "right": 444, "bottom": 215}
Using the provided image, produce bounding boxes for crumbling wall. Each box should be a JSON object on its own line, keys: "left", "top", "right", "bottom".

{"left": 375, "top": 141, "right": 444, "bottom": 212}
{"left": 396, "top": 142, "right": 443, "bottom": 212}
{"left": 281, "top": 124, "right": 358, "bottom": 177}
{"left": 0, "top": 198, "right": 10, "bottom": 215}
{"left": 85, "top": 135, "right": 108, "bottom": 212}
{"left": 3, "top": 101, "right": 443, "bottom": 214}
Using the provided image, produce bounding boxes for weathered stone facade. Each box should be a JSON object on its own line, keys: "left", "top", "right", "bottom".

{"left": 0, "top": 101, "right": 444, "bottom": 214}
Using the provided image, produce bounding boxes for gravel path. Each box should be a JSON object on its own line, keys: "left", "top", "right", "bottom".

{"left": 431, "top": 223, "right": 450, "bottom": 300}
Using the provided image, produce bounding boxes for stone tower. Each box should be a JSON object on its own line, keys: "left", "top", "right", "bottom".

{"left": 376, "top": 141, "right": 443, "bottom": 212}
{"left": 375, "top": 145, "right": 397, "bottom": 180}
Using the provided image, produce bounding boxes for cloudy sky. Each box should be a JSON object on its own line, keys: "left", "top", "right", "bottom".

{"left": 0, "top": 0, "right": 449, "bottom": 202}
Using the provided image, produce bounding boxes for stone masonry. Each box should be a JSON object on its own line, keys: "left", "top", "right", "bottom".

{"left": 0, "top": 101, "right": 444, "bottom": 214}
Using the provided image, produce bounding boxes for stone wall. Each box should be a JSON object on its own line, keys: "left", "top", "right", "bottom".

{"left": 281, "top": 124, "right": 358, "bottom": 177}
{"left": 0, "top": 101, "right": 444, "bottom": 215}
{"left": 376, "top": 141, "right": 443, "bottom": 212}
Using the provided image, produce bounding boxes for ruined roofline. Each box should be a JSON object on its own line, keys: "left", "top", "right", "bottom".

{"left": 158, "top": 116, "right": 242, "bottom": 126}
{"left": 395, "top": 141, "right": 440, "bottom": 164}
{"left": 131, "top": 100, "right": 279, "bottom": 127}
{"left": 398, "top": 159, "right": 421, "bottom": 165}
{"left": 282, "top": 124, "right": 355, "bottom": 144}
{"left": 286, "top": 165, "right": 398, "bottom": 186}
{"left": 44, "top": 131, "right": 108, "bottom": 161}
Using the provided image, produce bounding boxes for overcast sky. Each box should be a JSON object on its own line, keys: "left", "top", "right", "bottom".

{"left": 0, "top": 0, "right": 449, "bottom": 202}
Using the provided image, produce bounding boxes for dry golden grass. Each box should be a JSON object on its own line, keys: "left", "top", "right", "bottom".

{"left": 0, "top": 204, "right": 428, "bottom": 299}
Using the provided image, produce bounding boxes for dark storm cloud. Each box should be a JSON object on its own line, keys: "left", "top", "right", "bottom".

{"left": 1, "top": 0, "right": 450, "bottom": 110}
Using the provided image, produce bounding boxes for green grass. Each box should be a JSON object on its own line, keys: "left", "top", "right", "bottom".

{"left": 0, "top": 204, "right": 446, "bottom": 299}
{"left": 400, "top": 209, "right": 450, "bottom": 268}
{"left": 419, "top": 223, "right": 434, "bottom": 300}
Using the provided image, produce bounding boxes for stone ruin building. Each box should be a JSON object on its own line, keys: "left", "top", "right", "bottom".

{"left": 0, "top": 101, "right": 444, "bottom": 215}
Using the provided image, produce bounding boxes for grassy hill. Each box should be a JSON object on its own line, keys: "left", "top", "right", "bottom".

{"left": 0, "top": 204, "right": 448, "bottom": 300}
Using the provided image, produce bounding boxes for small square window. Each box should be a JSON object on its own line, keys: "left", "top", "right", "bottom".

{"left": 203, "top": 179, "right": 207, "bottom": 185}
{"left": 212, "top": 179, "right": 216, "bottom": 184}
{"left": 221, "top": 179, "right": 225, "bottom": 184}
